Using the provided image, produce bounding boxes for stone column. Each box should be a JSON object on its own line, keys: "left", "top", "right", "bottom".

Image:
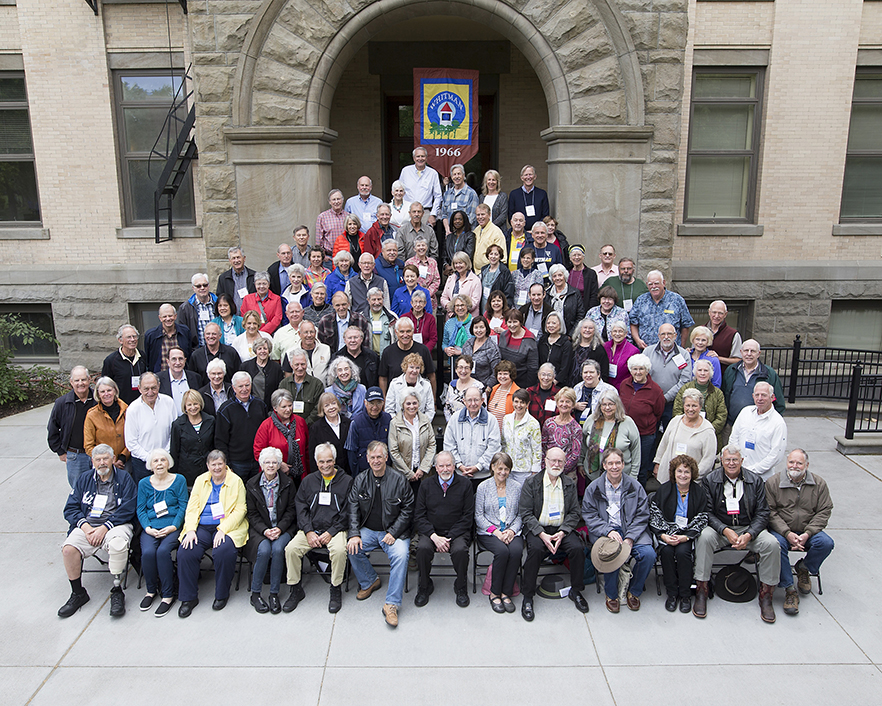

{"left": 224, "top": 126, "right": 338, "bottom": 269}
{"left": 542, "top": 125, "right": 652, "bottom": 261}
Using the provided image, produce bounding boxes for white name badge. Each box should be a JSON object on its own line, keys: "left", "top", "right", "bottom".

{"left": 498, "top": 505, "right": 507, "bottom": 524}
{"left": 607, "top": 502, "right": 619, "bottom": 517}
{"left": 528, "top": 328, "right": 540, "bottom": 338}
{"left": 676, "top": 442, "right": 688, "bottom": 454}
{"left": 490, "top": 334, "right": 499, "bottom": 344}
{"left": 483, "top": 286, "right": 491, "bottom": 300}
{"left": 90, "top": 494, "right": 108, "bottom": 518}
{"left": 608, "top": 364, "right": 618, "bottom": 378}
{"left": 544, "top": 399, "right": 556, "bottom": 412}
{"left": 745, "top": 433, "right": 756, "bottom": 451}
{"left": 237, "top": 287, "right": 249, "bottom": 299}
{"left": 211, "top": 502, "right": 225, "bottom": 520}
{"left": 154, "top": 500, "right": 168, "bottom": 518}
{"left": 418, "top": 265, "right": 428, "bottom": 278}
{"left": 548, "top": 503, "right": 561, "bottom": 519}
{"left": 489, "top": 317, "right": 503, "bottom": 330}
{"left": 472, "top": 362, "right": 477, "bottom": 374}
{"left": 371, "top": 320, "right": 383, "bottom": 334}
{"left": 293, "top": 400, "right": 304, "bottom": 414}
{"left": 199, "top": 310, "right": 211, "bottom": 321}
{"left": 726, "top": 497, "right": 740, "bottom": 515}
{"left": 623, "top": 298, "right": 633, "bottom": 312}
{"left": 700, "top": 410, "right": 706, "bottom": 418}
{"left": 581, "top": 407, "right": 591, "bottom": 421}
{"left": 525, "top": 205, "right": 536, "bottom": 217}
{"left": 413, "top": 333, "right": 423, "bottom": 344}
{"left": 516, "top": 292, "right": 528, "bottom": 306}
{"left": 131, "top": 376, "right": 140, "bottom": 390}
{"left": 537, "top": 262, "right": 548, "bottom": 274}
{"left": 672, "top": 353, "right": 687, "bottom": 369}
{"left": 319, "top": 492, "right": 332, "bottom": 506}
{"left": 675, "top": 515, "right": 688, "bottom": 529}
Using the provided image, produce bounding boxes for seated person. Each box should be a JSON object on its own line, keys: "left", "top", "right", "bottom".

{"left": 413, "top": 451, "right": 476, "bottom": 609}
{"left": 346, "top": 441, "right": 414, "bottom": 628}
{"left": 285, "top": 442, "right": 353, "bottom": 614}
{"left": 176, "top": 450, "right": 249, "bottom": 618}
{"left": 582, "top": 448, "right": 656, "bottom": 614}
{"left": 245, "top": 447, "right": 297, "bottom": 614}
{"left": 518, "top": 447, "right": 590, "bottom": 622}
{"left": 137, "top": 449, "right": 188, "bottom": 617}
{"left": 443, "top": 386, "right": 502, "bottom": 482}
{"left": 59, "top": 444, "right": 136, "bottom": 618}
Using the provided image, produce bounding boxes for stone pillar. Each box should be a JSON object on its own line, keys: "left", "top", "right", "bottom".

{"left": 224, "top": 126, "right": 337, "bottom": 269}
{"left": 542, "top": 125, "right": 653, "bottom": 262}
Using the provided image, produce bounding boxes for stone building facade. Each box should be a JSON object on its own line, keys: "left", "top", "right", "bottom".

{"left": 0, "top": 0, "right": 878, "bottom": 370}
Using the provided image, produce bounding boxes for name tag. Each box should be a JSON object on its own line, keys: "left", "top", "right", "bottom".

{"left": 672, "top": 353, "right": 687, "bottom": 369}
{"left": 490, "top": 334, "right": 499, "bottom": 344}
{"left": 744, "top": 433, "right": 756, "bottom": 451}
{"left": 516, "top": 292, "right": 527, "bottom": 306}
{"left": 472, "top": 362, "right": 477, "bottom": 374}
{"left": 581, "top": 407, "right": 591, "bottom": 421}
{"left": 544, "top": 399, "right": 556, "bottom": 412}
{"left": 489, "top": 317, "right": 503, "bottom": 330}
{"left": 676, "top": 442, "right": 688, "bottom": 454}
{"left": 607, "top": 502, "right": 619, "bottom": 517}
{"left": 293, "top": 400, "right": 304, "bottom": 414}
{"left": 608, "top": 364, "right": 618, "bottom": 378}
{"left": 623, "top": 298, "right": 633, "bottom": 312}
{"left": 199, "top": 310, "right": 211, "bottom": 321}
{"left": 131, "top": 376, "right": 140, "bottom": 390}
{"left": 726, "top": 497, "right": 740, "bottom": 515}
{"left": 663, "top": 309, "right": 675, "bottom": 314}
{"left": 525, "top": 205, "right": 536, "bottom": 217}
{"left": 418, "top": 265, "right": 428, "bottom": 278}
{"left": 211, "top": 502, "right": 225, "bottom": 520}
{"left": 675, "top": 515, "right": 688, "bottom": 529}
{"left": 548, "top": 503, "right": 561, "bottom": 519}
{"left": 700, "top": 410, "right": 706, "bottom": 418}
{"left": 90, "top": 494, "right": 108, "bottom": 518}
{"left": 537, "top": 262, "right": 548, "bottom": 274}
{"left": 483, "top": 286, "right": 491, "bottom": 300}
{"left": 319, "top": 492, "right": 332, "bottom": 506}
{"left": 154, "top": 500, "right": 168, "bottom": 518}
{"left": 237, "top": 287, "right": 249, "bottom": 299}
{"left": 371, "top": 320, "right": 383, "bottom": 334}
{"left": 413, "top": 333, "right": 423, "bottom": 344}
{"left": 528, "top": 328, "right": 540, "bottom": 338}
{"left": 499, "top": 505, "right": 507, "bottom": 524}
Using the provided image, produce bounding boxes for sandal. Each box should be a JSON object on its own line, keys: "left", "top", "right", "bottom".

{"left": 490, "top": 595, "right": 506, "bottom": 614}
{"left": 501, "top": 595, "right": 516, "bottom": 614}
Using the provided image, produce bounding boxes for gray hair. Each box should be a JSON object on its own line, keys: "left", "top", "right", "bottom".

{"left": 326, "top": 356, "right": 360, "bottom": 386}
{"left": 366, "top": 440, "right": 389, "bottom": 457}
{"left": 207, "top": 449, "right": 226, "bottom": 465}
{"left": 646, "top": 269, "right": 664, "bottom": 282}
{"left": 227, "top": 246, "right": 244, "bottom": 258}
{"left": 580, "top": 359, "right": 602, "bottom": 377}
{"left": 91, "top": 443, "right": 115, "bottom": 458}
{"left": 93, "top": 376, "right": 119, "bottom": 403}
{"left": 158, "top": 303, "right": 176, "bottom": 315}
{"left": 138, "top": 371, "right": 159, "bottom": 387}
{"left": 69, "top": 365, "right": 90, "bottom": 380}
{"left": 681, "top": 387, "right": 705, "bottom": 406}
{"left": 591, "top": 388, "right": 626, "bottom": 424}
{"left": 254, "top": 271, "right": 270, "bottom": 284}
{"left": 367, "top": 286, "right": 385, "bottom": 299}
{"left": 328, "top": 189, "right": 343, "bottom": 200}
{"left": 252, "top": 337, "right": 270, "bottom": 353}
{"left": 572, "top": 318, "right": 602, "bottom": 348}
{"left": 286, "top": 263, "right": 307, "bottom": 278}
{"left": 206, "top": 358, "right": 227, "bottom": 375}
{"left": 391, "top": 180, "right": 405, "bottom": 193}
{"left": 412, "top": 146, "right": 428, "bottom": 158}
{"left": 231, "top": 371, "right": 252, "bottom": 386}
{"left": 754, "top": 381, "right": 774, "bottom": 396}
{"left": 721, "top": 443, "right": 742, "bottom": 458}
{"left": 310, "top": 280, "right": 327, "bottom": 292}
{"left": 314, "top": 441, "right": 337, "bottom": 461}
{"left": 450, "top": 163, "right": 465, "bottom": 176}
{"left": 435, "top": 450, "right": 455, "bottom": 466}
{"left": 627, "top": 353, "right": 652, "bottom": 374}
{"left": 538, "top": 362, "right": 556, "bottom": 376}
{"left": 693, "top": 358, "right": 714, "bottom": 375}
{"left": 288, "top": 348, "right": 308, "bottom": 364}
{"left": 271, "top": 388, "right": 293, "bottom": 409}
{"left": 544, "top": 311, "right": 563, "bottom": 331}
{"left": 609, "top": 320, "right": 628, "bottom": 335}
{"left": 117, "top": 324, "right": 138, "bottom": 339}
{"left": 147, "top": 448, "right": 174, "bottom": 469}
{"left": 382, "top": 238, "right": 399, "bottom": 251}
{"left": 259, "top": 446, "right": 283, "bottom": 466}
{"left": 789, "top": 448, "right": 810, "bottom": 463}
{"left": 333, "top": 251, "right": 354, "bottom": 268}
{"left": 548, "top": 263, "right": 567, "bottom": 278}
{"left": 394, "top": 317, "right": 415, "bottom": 333}
{"left": 191, "top": 272, "right": 209, "bottom": 286}
{"left": 411, "top": 288, "right": 427, "bottom": 304}
{"left": 451, "top": 251, "right": 473, "bottom": 270}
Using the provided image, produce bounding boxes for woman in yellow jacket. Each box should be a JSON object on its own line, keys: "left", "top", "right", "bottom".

{"left": 176, "top": 449, "right": 248, "bottom": 618}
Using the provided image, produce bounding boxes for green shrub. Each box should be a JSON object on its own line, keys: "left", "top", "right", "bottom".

{"left": 0, "top": 314, "right": 62, "bottom": 405}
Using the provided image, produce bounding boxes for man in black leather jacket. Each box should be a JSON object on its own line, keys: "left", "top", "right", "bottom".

{"left": 346, "top": 441, "right": 414, "bottom": 627}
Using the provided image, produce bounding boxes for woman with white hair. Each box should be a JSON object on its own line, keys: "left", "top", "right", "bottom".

{"left": 388, "top": 180, "right": 412, "bottom": 232}
{"left": 653, "top": 387, "right": 717, "bottom": 483}
{"left": 578, "top": 388, "right": 641, "bottom": 482}
{"left": 570, "top": 318, "right": 610, "bottom": 385}
{"left": 252, "top": 388, "right": 309, "bottom": 479}
{"left": 324, "top": 250, "right": 357, "bottom": 300}
{"left": 619, "top": 353, "right": 665, "bottom": 486}
{"left": 282, "top": 263, "right": 313, "bottom": 308}
{"left": 689, "top": 325, "right": 722, "bottom": 387}
{"left": 137, "top": 448, "right": 188, "bottom": 616}
{"left": 324, "top": 356, "right": 366, "bottom": 419}
{"left": 546, "top": 263, "right": 585, "bottom": 334}
{"left": 603, "top": 320, "right": 640, "bottom": 390}
{"left": 244, "top": 446, "right": 296, "bottom": 614}
{"left": 673, "top": 358, "right": 728, "bottom": 450}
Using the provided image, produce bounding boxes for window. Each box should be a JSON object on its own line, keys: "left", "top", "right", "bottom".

{"left": 841, "top": 71, "right": 882, "bottom": 220}
{"left": 0, "top": 305, "right": 58, "bottom": 362}
{"left": 828, "top": 301, "right": 882, "bottom": 350}
{"left": 684, "top": 69, "right": 764, "bottom": 222}
{"left": 114, "top": 71, "right": 194, "bottom": 226}
{"left": 0, "top": 73, "right": 41, "bottom": 224}
{"left": 686, "top": 300, "right": 753, "bottom": 341}
{"left": 128, "top": 302, "right": 165, "bottom": 337}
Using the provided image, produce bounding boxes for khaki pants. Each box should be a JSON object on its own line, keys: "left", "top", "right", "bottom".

{"left": 285, "top": 531, "right": 347, "bottom": 587}
{"left": 694, "top": 525, "right": 781, "bottom": 586}
{"left": 64, "top": 524, "right": 133, "bottom": 576}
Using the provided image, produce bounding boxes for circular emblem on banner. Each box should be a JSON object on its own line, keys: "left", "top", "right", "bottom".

{"left": 431, "top": 91, "right": 466, "bottom": 127}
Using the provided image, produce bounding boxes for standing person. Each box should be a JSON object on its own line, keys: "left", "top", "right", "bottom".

{"left": 603, "top": 321, "right": 639, "bottom": 390}
{"left": 538, "top": 312, "right": 574, "bottom": 387}
{"left": 578, "top": 389, "right": 641, "bottom": 483}
{"left": 387, "top": 180, "right": 412, "bottom": 232}
{"left": 479, "top": 169, "right": 508, "bottom": 230}
{"left": 252, "top": 388, "right": 309, "bottom": 479}
{"left": 472, "top": 205, "right": 507, "bottom": 274}
{"left": 290, "top": 225, "right": 313, "bottom": 268}
{"left": 441, "top": 164, "right": 479, "bottom": 233}
{"left": 398, "top": 146, "right": 442, "bottom": 228}
{"left": 567, "top": 245, "right": 600, "bottom": 313}
{"left": 374, "top": 238, "right": 406, "bottom": 302}
{"left": 688, "top": 326, "right": 722, "bottom": 388}
{"left": 441, "top": 253, "right": 482, "bottom": 318}
{"left": 546, "top": 264, "right": 586, "bottom": 334}
{"left": 520, "top": 222, "right": 562, "bottom": 284}
{"left": 402, "top": 289, "right": 437, "bottom": 352}
{"left": 344, "top": 387, "right": 392, "bottom": 474}
{"left": 101, "top": 325, "right": 148, "bottom": 404}
{"left": 511, "top": 245, "right": 543, "bottom": 307}
{"left": 84, "top": 377, "right": 128, "bottom": 468}
{"left": 404, "top": 236, "right": 440, "bottom": 309}
{"left": 587, "top": 286, "right": 631, "bottom": 344}
{"left": 124, "top": 372, "right": 178, "bottom": 483}
{"left": 497, "top": 308, "right": 539, "bottom": 389}
{"left": 362, "top": 203, "right": 396, "bottom": 258}
{"left": 443, "top": 386, "right": 502, "bottom": 482}
{"left": 572, "top": 360, "right": 614, "bottom": 425}
{"left": 305, "top": 247, "right": 332, "bottom": 288}
{"left": 653, "top": 388, "right": 718, "bottom": 483}
{"left": 591, "top": 244, "right": 619, "bottom": 286}
{"left": 211, "top": 293, "right": 244, "bottom": 346}
{"left": 240, "top": 271, "right": 283, "bottom": 334}
{"left": 308, "top": 392, "right": 351, "bottom": 477}
{"left": 178, "top": 272, "right": 218, "bottom": 348}
{"left": 442, "top": 354, "right": 485, "bottom": 421}
{"left": 442, "top": 209, "right": 476, "bottom": 271}
{"left": 507, "top": 164, "right": 549, "bottom": 231}
{"left": 541, "top": 387, "right": 582, "bottom": 484}
{"left": 216, "top": 246, "right": 256, "bottom": 312}
{"left": 397, "top": 202, "right": 439, "bottom": 261}
{"left": 232, "top": 310, "right": 274, "bottom": 363}
{"left": 143, "top": 304, "right": 192, "bottom": 373}
{"left": 571, "top": 319, "right": 610, "bottom": 385}
{"left": 345, "top": 175, "right": 383, "bottom": 236}
{"left": 214, "top": 371, "right": 269, "bottom": 481}
{"left": 705, "top": 300, "right": 744, "bottom": 370}
{"left": 324, "top": 251, "right": 357, "bottom": 301}
{"left": 543, "top": 216, "right": 571, "bottom": 269}
{"left": 505, "top": 212, "right": 530, "bottom": 274}
{"left": 391, "top": 265, "right": 433, "bottom": 317}
{"left": 333, "top": 215, "right": 363, "bottom": 263}
{"left": 267, "top": 242, "right": 294, "bottom": 296}
{"left": 479, "top": 244, "right": 514, "bottom": 311}
{"left": 461, "top": 316, "right": 501, "bottom": 389}
{"left": 501, "top": 389, "right": 541, "bottom": 485}
{"left": 441, "top": 295, "right": 475, "bottom": 363}
{"left": 674, "top": 359, "right": 728, "bottom": 452}
{"left": 169, "top": 389, "right": 215, "bottom": 487}
{"left": 619, "top": 354, "right": 665, "bottom": 486}
{"left": 604, "top": 257, "right": 647, "bottom": 315}
{"left": 388, "top": 390, "right": 436, "bottom": 485}
{"left": 48, "top": 366, "right": 96, "bottom": 487}
{"left": 188, "top": 322, "right": 242, "bottom": 383}
{"left": 629, "top": 270, "right": 694, "bottom": 350}
{"left": 316, "top": 189, "right": 348, "bottom": 263}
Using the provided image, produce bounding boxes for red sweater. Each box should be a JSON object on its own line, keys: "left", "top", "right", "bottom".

{"left": 253, "top": 414, "right": 310, "bottom": 477}
{"left": 619, "top": 376, "right": 665, "bottom": 436}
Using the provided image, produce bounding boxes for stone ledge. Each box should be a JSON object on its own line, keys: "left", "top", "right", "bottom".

{"left": 0, "top": 54, "right": 24, "bottom": 70}
{"left": 832, "top": 223, "right": 882, "bottom": 236}
{"left": 673, "top": 260, "right": 882, "bottom": 281}
{"left": 677, "top": 223, "right": 764, "bottom": 236}
{"left": 116, "top": 226, "right": 202, "bottom": 239}
{"left": 0, "top": 264, "right": 205, "bottom": 285}
{"left": 836, "top": 434, "right": 882, "bottom": 456}
{"left": 693, "top": 49, "right": 770, "bottom": 67}
{"left": 0, "top": 227, "right": 49, "bottom": 240}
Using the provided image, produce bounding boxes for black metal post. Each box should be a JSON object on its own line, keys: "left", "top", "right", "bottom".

{"left": 845, "top": 362, "right": 862, "bottom": 440}
{"left": 788, "top": 334, "right": 801, "bottom": 404}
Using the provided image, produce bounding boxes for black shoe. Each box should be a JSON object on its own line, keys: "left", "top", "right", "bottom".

{"left": 502, "top": 596, "right": 516, "bottom": 614}
{"left": 155, "top": 599, "right": 175, "bottom": 617}
{"left": 139, "top": 593, "right": 156, "bottom": 611}
{"left": 251, "top": 593, "right": 269, "bottom": 614}
{"left": 109, "top": 587, "right": 126, "bottom": 617}
{"left": 665, "top": 595, "right": 678, "bottom": 612}
{"left": 490, "top": 596, "right": 506, "bottom": 614}
{"left": 178, "top": 599, "right": 198, "bottom": 618}
{"left": 569, "top": 590, "right": 589, "bottom": 614}
{"left": 58, "top": 590, "right": 90, "bottom": 619}
{"left": 455, "top": 588, "right": 470, "bottom": 608}
{"left": 679, "top": 596, "right": 692, "bottom": 613}
{"left": 212, "top": 598, "right": 228, "bottom": 611}
{"left": 328, "top": 585, "right": 342, "bottom": 614}
{"left": 268, "top": 594, "right": 281, "bottom": 614}
{"left": 521, "top": 597, "right": 535, "bottom": 622}
{"left": 282, "top": 583, "right": 305, "bottom": 613}
{"left": 414, "top": 579, "right": 434, "bottom": 607}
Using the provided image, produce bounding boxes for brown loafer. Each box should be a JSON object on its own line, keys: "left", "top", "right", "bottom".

{"left": 626, "top": 592, "right": 640, "bottom": 611}
{"left": 605, "top": 597, "right": 620, "bottom": 614}
{"left": 357, "top": 577, "right": 382, "bottom": 601}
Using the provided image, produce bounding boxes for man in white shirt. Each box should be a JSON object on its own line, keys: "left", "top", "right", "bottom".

{"left": 398, "top": 147, "right": 442, "bottom": 226}
{"left": 729, "top": 381, "right": 787, "bottom": 480}
{"left": 124, "top": 372, "right": 177, "bottom": 483}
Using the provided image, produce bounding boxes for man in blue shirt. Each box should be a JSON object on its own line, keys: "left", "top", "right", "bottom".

{"left": 519, "top": 221, "right": 561, "bottom": 283}
{"left": 629, "top": 270, "right": 695, "bottom": 349}
{"left": 345, "top": 176, "right": 383, "bottom": 236}
{"left": 440, "top": 164, "right": 479, "bottom": 232}
{"left": 374, "top": 239, "right": 406, "bottom": 299}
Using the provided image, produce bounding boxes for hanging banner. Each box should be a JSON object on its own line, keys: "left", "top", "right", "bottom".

{"left": 413, "top": 68, "right": 479, "bottom": 177}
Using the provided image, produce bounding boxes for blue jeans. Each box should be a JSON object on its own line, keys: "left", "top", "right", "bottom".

{"left": 140, "top": 531, "right": 179, "bottom": 597}
{"left": 599, "top": 541, "right": 656, "bottom": 599}
{"left": 66, "top": 450, "right": 92, "bottom": 488}
{"left": 251, "top": 533, "right": 292, "bottom": 594}
{"left": 770, "top": 530, "right": 834, "bottom": 588}
{"left": 348, "top": 528, "right": 410, "bottom": 607}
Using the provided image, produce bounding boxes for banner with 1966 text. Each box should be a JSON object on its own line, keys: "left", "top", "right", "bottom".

{"left": 413, "top": 68, "right": 479, "bottom": 176}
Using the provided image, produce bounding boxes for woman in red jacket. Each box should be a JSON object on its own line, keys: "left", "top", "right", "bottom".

{"left": 253, "top": 388, "right": 309, "bottom": 479}
{"left": 618, "top": 353, "right": 665, "bottom": 487}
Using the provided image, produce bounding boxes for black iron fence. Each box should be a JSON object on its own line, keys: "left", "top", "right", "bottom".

{"left": 759, "top": 335, "right": 882, "bottom": 438}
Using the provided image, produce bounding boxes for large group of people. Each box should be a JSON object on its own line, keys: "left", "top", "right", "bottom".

{"left": 48, "top": 154, "right": 833, "bottom": 628}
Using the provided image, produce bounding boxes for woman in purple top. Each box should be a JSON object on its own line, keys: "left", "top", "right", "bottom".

{"left": 603, "top": 321, "right": 640, "bottom": 390}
